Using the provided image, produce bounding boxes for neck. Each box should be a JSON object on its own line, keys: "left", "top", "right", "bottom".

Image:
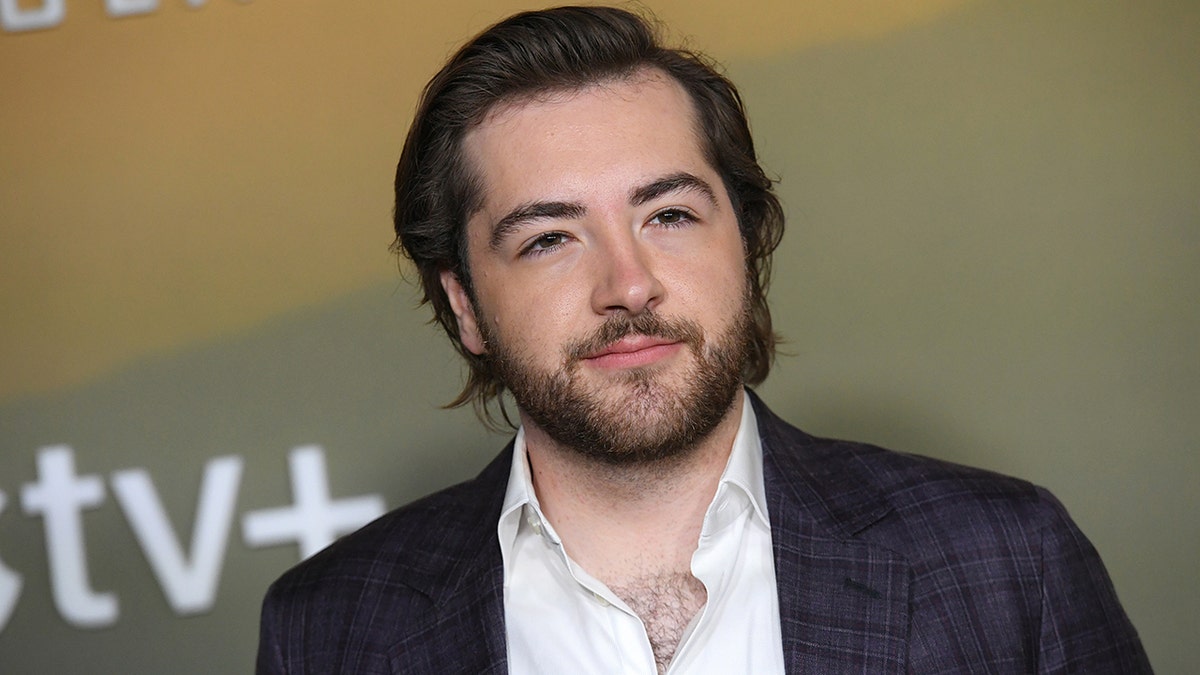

{"left": 520, "top": 389, "right": 745, "bottom": 584}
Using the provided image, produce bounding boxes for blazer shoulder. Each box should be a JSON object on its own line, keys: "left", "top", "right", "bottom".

{"left": 257, "top": 449, "right": 511, "bottom": 674}
{"left": 837, "top": 441, "right": 1150, "bottom": 672}
{"left": 752, "top": 393, "right": 1074, "bottom": 568}
{"left": 753, "top": 395, "right": 1043, "bottom": 538}
{"left": 266, "top": 447, "right": 510, "bottom": 602}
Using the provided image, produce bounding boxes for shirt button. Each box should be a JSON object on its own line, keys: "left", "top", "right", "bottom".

{"left": 592, "top": 592, "right": 610, "bottom": 607}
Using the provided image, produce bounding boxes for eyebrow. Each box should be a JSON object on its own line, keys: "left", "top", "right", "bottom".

{"left": 489, "top": 201, "right": 585, "bottom": 251}
{"left": 487, "top": 171, "right": 720, "bottom": 251}
{"left": 630, "top": 172, "right": 719, "bottom": 209}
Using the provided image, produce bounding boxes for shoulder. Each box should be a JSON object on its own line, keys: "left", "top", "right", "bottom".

{"left": 267, "top": 464, "right": 502, "bottom": 598}
{"left": 752, "top": 392, "right": 1077, "bottom": 589}
{"left": 266, "top": 445, "right": 511, "bottom": 600}
{"left": 752, "top": 393, "right": 1046, "bottom": 542}
{"left": 753, "top": 395, "right": 1150, "bottom": 671}
{"left": 256, "top": 449, "right": 511, "bottom": 672}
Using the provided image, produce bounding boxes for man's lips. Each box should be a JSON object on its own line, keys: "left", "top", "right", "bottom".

{"left": 581, "top": 336, "right": 684, "bottom": 369}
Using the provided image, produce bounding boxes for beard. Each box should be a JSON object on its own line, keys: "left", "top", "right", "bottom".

{"left": 482, "top": 300, "right": 753, "bottom": 466}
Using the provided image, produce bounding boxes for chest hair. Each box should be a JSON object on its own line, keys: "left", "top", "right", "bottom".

{"left": 611, "top": 572, "right": 708, "bottom": 674}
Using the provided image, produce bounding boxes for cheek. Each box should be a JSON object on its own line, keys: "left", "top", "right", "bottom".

{"left": 683, "top": 237, "right": 747, "bottom": 300}
{"left": 477, "top": 273, "right": 588, "bottom": 342}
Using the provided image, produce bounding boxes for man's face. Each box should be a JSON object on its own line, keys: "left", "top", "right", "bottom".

{"left": 440, "top": 70, "right": 752, "bottom": 464}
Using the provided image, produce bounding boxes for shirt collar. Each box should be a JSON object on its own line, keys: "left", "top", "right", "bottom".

{"left": 498, "top": 425, "right": 538, "bottom": 569}
{"left": 496, "top": 394, "right": 770, "bottom": 569}
{"left": 704, "top": 394, "right": 770, "bottom": 535}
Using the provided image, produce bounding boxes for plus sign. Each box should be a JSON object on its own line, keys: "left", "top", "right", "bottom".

{"left": 242, "top": 446, "right": 385, "bottom": 559}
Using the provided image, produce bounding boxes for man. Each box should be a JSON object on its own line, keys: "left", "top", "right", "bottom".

{"left": 258, "top": 7, "right": 1150, "bottom": 673}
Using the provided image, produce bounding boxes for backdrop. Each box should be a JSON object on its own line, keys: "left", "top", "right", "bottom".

{"left": 1, "top": 1, "right": 1195, "bottom": 672}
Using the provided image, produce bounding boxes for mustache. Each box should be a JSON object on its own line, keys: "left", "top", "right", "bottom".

{"left": 566, "top": 312, "right": 704, "bottom": 362}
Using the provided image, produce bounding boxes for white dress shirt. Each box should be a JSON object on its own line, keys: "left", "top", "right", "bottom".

{"left": 498, "top": 397, "right": 786, "bottom": 674}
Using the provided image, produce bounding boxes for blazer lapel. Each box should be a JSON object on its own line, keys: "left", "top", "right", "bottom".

{"left": 388, "top": 447, "right": 513, "bottom": 675}
{"left": 388, "top": 548, "right": 508, "bottom": 675}
{"left": 753, "top": 393, "right": 911, "bottom": 673}
{"left": 769, "top": 501, "right": 910, "bottom": 673}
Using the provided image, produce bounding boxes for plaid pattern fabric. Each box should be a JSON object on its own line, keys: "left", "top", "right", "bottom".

{"left": 257, "top": 450, "right": 511, "bottom": 675}
{"left": 755, "top": 390, "right": 1151, "bottom": 673}
{"left": 258, "top": 392, "right": 1150, "bottom": 673}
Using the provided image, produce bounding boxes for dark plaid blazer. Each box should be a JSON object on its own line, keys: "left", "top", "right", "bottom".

{"left": 258, "top": 392, "right": 1150, "bottom": 673}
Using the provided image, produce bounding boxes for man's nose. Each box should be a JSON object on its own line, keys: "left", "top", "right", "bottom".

{"left": 589, "top": 234, "right": 665, "bottom": 316}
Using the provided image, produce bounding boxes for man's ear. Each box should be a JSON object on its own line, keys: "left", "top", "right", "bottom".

{"left": 439, "top": 270, "right": 486, "bottom": 355}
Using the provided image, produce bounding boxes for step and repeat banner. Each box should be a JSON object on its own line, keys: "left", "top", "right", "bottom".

{"left": 2, "top": 1, "right": 1196, "bottom": 672}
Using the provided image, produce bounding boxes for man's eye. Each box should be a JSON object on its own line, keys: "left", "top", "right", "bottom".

{"left": 650, "top": 209, "right": 695, "bottom": 227}
{"left": 521, "top": 232, "right": 567, "bottom": 256}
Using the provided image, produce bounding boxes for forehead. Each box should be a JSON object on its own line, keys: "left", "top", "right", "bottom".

{"left": 462, "top": 70, "right": 713, "bottom": 210}
{"left": 477, "top": 67, "right": 697, "bottom": 132}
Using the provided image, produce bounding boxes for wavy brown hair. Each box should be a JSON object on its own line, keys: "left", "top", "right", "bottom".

{"left": 391, "top": 6, "right": 784, "bottom": 426}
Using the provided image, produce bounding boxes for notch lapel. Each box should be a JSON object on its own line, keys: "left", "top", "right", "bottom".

{"left": 387, "top": 447, "right": 513, "bottom": 675}
{"left": 770, "top": 499, "right": 910, "bottom": 672}
{"left": 752, "top": 392, "right": 911, "bottom": 673}
{"left": 388, "top": 550, "right": 507, "bottom": 675}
